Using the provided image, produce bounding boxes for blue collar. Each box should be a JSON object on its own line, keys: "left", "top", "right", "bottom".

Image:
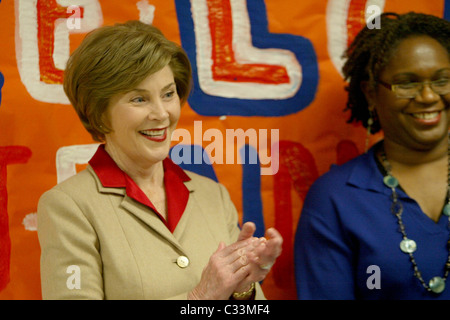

{"left": 346, "top": 143, "right": 402, "bottom": 197}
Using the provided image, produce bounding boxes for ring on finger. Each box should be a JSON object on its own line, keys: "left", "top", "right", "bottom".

{"left": 259, "top": 263, "right": 273, "bottom": 270}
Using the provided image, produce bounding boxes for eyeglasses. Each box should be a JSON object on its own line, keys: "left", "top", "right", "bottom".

{"left": 377, "top": 78, "right": 450, "bottom": 99}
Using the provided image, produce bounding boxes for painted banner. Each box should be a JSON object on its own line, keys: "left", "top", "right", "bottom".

{"left": 0, "top": 0, "right": 446, "bottom": 300}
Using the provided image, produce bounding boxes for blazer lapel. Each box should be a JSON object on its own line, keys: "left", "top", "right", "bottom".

{"left": 171, "top": 178, "right": 196, "bottom": 239}
{"left": 91, "top": 166, "right": 185, "bottom": 253}
{"left": 120, "top": 195, "right": 185, "bottom": 253}
{"left": 172, "top": 177, "right": 233, "bottom": 247}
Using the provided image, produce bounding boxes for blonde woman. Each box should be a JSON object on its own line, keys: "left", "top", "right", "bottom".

{"left": 38, "top": 21, "right": 282, "bottom": 300}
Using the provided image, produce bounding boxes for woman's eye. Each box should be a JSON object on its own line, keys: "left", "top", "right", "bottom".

{"left": 131, "top": 96, "right": 145, "bottom": 103}
{"left": 433, "top": 78, "right": 450, "bottom": 87}
{"left": 396, "top": 82, "right": 417, "bottom": 89}
{"left": 164, "top": 91, "right": 175, "bottom": 99}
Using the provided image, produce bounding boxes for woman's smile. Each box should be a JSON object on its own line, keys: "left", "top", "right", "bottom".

{"left": 139, "top": 127, "right": 168, "bottom": 142}
{"left": 407, "top": 110, "right": 442, "bottom": 125}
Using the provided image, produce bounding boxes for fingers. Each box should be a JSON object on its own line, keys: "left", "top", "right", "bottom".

{"left": 255, "top": 228, "right": 283, "bottom": 256}
{"left": 219, "top": 236, "right": 256, "bottom": 257}
{"left": 233, "top": 226, "right": 283, "bottom": 270}
{"left": 245, "top": 227, "right": 283, "bottom": 278}
{"left": 191, "top": 227, "right": 282, "bottom": 299}
{"left": 213, "top": 240, "right": 254, "bottom": 273}
{"left": 237, "top": 222, "right": 256, "bottom": 242}
{"left": 215, "top": 228, "right": 282, "bottom": 279}
{"left": 264, "top": 228, "right": 283, "bottom": 258}
{"left": 214, "top": 241, "right": 227, "bottom": 253}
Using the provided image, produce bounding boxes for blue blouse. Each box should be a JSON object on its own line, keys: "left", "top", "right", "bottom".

{"left": 294, "top": 144, "right": 450, "bottom": 299}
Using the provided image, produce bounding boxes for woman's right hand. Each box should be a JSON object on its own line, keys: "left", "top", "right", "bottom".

{"left": 188, "top": 238, "right": 257, "bottom": 300}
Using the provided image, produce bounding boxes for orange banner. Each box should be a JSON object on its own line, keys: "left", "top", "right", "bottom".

{"left": 0, "top": 0, "right": 445, "bottom": 300}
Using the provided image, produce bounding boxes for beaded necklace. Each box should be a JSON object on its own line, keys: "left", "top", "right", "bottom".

{"left": 379, "top": 140, "right": 450, "bottom": 294}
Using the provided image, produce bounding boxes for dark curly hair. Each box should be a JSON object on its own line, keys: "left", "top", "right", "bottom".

{"left": 342, "top": 12, "right": 450, "bottom": 134}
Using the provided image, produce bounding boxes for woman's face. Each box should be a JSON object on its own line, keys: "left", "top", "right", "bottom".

{"left": 370, "top": 35, "right": 450, "bottom": 150}
{"left": 104, "top": 65, "right": 181, "bottom": 169}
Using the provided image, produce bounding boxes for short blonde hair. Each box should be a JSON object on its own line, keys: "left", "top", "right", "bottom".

{"left": 64, "top": 21, "right": 192, "bottom": 142}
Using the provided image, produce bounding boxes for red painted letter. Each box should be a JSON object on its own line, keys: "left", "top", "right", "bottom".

{"left": 37, "top": 0, "right": 84, "bottom": 84}
{"left": 0, "top": 146, "right": 32, "bottom": 291}
{"left": 273, "top": 141, "right": 319, "bottom": 289}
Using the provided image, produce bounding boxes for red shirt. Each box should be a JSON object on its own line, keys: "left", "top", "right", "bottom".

{"left": 89, "top": 145, "right": 190, "bottom": 233}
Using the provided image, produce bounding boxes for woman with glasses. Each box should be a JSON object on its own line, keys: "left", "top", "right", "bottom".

{"left": 295, "top": 12, "right": 450, "bottom": 299}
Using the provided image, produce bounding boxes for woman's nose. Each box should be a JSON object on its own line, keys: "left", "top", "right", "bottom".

{"left": 148, "top": 100, "right": 169, "bottom": 120}
{"left": 414, "top": 83, "right": 441, "bottom": 105}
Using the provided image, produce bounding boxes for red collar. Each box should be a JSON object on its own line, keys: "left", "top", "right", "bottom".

{"left": 89, "top": 145, "right": 191, "bottom": 232}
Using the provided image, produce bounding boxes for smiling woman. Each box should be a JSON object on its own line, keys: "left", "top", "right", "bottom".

{"left": 104, "top": 67, "right": 181, "bottom": 182}
{"left": 37, "top": 20, "right": 283, "bottom": 300}
{"left": 101, "top": 66, "right": 181, "bottom": 220}
{"left": 369, "top": 35, "right": 450, "bottom": 151}
{"left": 295, "top": 12, "right": 450, "bottom": 300}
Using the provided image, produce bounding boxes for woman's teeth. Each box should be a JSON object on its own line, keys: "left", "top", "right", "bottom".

{"left": 140, "top": 128, "right": 166, "bottom": 136}
{"left": 411, "top": 112, "right": 440, "bottom": 120}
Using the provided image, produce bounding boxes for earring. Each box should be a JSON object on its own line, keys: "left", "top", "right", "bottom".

{"left": 365, "top": 108, "right": 374, "bottom": 153}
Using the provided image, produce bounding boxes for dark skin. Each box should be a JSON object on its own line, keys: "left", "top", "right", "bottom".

{"left": 363, "top": 35, "right": 450, "bottom": 223}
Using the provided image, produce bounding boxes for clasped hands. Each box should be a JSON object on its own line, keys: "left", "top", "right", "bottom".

{"left": 188, "top": 222, "right": 283, "bottom": 300}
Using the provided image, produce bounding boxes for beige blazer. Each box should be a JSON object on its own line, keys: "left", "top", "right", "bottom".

{"left": 37, "top": 166, "right": 265, "bottom": 300}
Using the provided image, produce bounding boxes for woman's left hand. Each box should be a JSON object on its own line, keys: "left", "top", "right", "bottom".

{"left": 233, "top": 222, "right": 283, "bottom": 295}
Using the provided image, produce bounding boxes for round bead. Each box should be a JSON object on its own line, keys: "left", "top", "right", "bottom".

{"left": 400, "top": 239, "right": 417, "bottom": 253}
{"left": 443, "top": 203, "right": 450, "bottom": 217}
{"left": 429, "top": 276, "right": 446, "bottom": 294}
{"left": 383, "top": 175, "right": 398, "bottom": 188}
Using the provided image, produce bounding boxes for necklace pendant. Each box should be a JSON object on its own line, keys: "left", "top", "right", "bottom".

{"left": 400, "top": 239, "right": 417, "bottom": 253}
{"left": 429, "top": 276, "right": 446, "bottom": 294}
{"left": 443, "top": 203, "right": 450, "bottom": 217}
{"left": 383, "top": 175, "right": 399, "bottom": 188}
